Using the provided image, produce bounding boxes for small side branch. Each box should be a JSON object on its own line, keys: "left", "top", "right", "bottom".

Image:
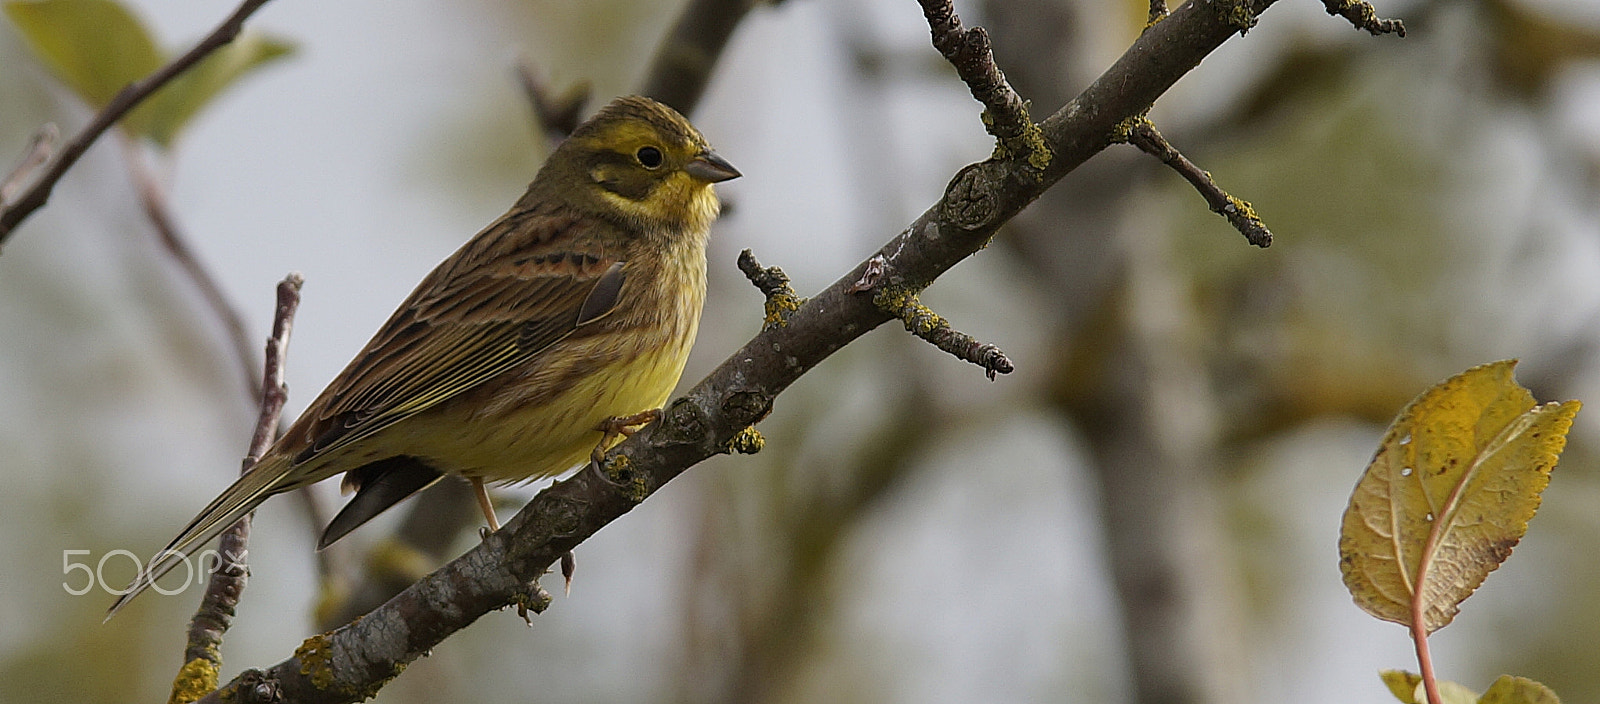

{"left": 1321, "top": 0, "right": 1405, "bottom": 36}
{"left": 737, "top": 249, "right": 805, "bottom": 331}
{"left": 1147, "top": 0, "right": 1170, "bottom": 26}
{"left": 917, "top": 0, "right": 1050, "bottom": 171}
{"left": 871, "top": 286, "right": 1013, "bottom": 381}
{"left": 0, "top": 0, "right": 275, "bottom": 245}
{"left": 0, "top": 123, "right": 58, "bottom": 208}
{"left": 1120, "top": 117, "right": 1272, "bottom": 248}
{"left": 514, "top": 60, "right": 590, "bottom": 146}
{"left": 171, "top": 274, "right": 303, "bottom": 704}
{"left": 122, "top": 140, "right": 264, "bottom": 402}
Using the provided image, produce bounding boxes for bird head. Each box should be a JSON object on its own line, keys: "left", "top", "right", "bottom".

{"left": 537, "top": 95, "right": 739, "bottom": 237}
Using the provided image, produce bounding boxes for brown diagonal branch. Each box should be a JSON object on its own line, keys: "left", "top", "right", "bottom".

{"left": 0, "top": 0, "right": 274, "bottom": 246}
{"left": 193, "top": 0, "right": 1283, "bottom": 698}
{"left": 1120, "top": 116, "right": 1272, "bottom": 247}
{"left": 169, "top": 274, "right": 302, "bottom": 704}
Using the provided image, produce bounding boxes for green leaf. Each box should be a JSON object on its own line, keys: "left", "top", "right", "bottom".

{"left": 1382, "top": 670, "right": 1423, "bottom": 703}
{"left": 129, "top": 31, "right": 295, "bottom": 147}
{"left": 1479, "top": 675, "right": 1560, "bottom": 704}
{"left": 5, "top": 0, "right": 295, "bottom": 147}
{"left": 4, "top": 0, "right": 165, "bottom": 107}
{"left": 1340, "top": 360, "right": 1581, "bottom": 633}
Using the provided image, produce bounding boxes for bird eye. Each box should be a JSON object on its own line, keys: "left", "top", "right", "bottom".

{"left": 636, "top": 146, "right": 663, "bottom": 169}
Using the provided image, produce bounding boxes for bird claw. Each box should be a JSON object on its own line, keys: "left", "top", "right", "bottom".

{"left": 590, "top": 408, "right": 662, "bottom": 464}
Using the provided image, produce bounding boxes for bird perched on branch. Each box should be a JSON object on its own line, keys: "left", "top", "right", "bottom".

{"left": 109, "top": 95, "right": 739, "bottom": 618}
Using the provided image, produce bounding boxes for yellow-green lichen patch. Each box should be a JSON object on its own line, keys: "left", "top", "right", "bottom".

{"left": 1109, "top": 114, "right": 1148, "bottom": 145}
{"left": 168, "top": 657, "right": 220, "bottom": 704}
{"left": 1225, "top": 194, "right": 1259, "bottom": 222}
{"left": 599, "top": 454, "right": 650, "bottom": 503}
{"left": 1220, "top": 0, "right": 1258, "bottom": 32}
{"left": 980, "top": 108, "right": 1051, "bottom": 171}
{"left": 294, "top": 630, "right": 409, "bottom": 701}
{"left": 871, "top": 285, "right": 919, "bottom": 319}
{"left": 763, "top": 291, "right": 805, "bottom": 330}
{"left": 724, "top": 426, "right": 765, "bottom": 455}
{"left": 295, "top": 635, "right": 340, "bottom": 693}
{"left": 874, "top": 285, "right": 952, "bottom": 337}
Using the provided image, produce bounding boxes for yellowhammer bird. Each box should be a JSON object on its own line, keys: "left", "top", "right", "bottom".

{"left": 108, "top": 95, "right": 738, "bottom": 618}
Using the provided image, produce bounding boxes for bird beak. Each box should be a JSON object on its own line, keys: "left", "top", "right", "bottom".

{"left": 684, "top": 150, "right": 741, "bottom": 183}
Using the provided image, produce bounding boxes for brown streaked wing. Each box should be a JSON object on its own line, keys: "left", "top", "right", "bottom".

{"left": 288, "top": 208, "right": 627, "bottom": 467}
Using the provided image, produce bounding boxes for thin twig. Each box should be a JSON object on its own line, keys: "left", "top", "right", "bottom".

{"left": 170, "top": 274, "right": 302, "bottom": 704}
{"left": 872, "top": 287, "right": 1014, "bottom": 380}
{"left": 1122, "top": 117, "right": 1272, "bottom": 247}
{"left": 0, "top": 0, "right": 275, "bottom": 245}
{"left": 1321, "top": 0, "right": 1405, "bottom": 36}
{"left": 121, "top": 139, "right": 264, "bottom": 402}
{"left": 917, "top": 0, "right": 1049, "bottom": 170}
{"left": 0, "top": 123, "right": 58, "bottom": 208}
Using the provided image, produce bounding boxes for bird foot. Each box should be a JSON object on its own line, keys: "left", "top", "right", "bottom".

{"left": 590, "top": 408, "right": 662, "bottom": 464}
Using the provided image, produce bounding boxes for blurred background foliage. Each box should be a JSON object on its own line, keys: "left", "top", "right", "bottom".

{"left": 2, "top": 0, "right": 1600, "bottom": 702}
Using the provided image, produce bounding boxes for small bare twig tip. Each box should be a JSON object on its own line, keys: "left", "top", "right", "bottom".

{"left": 738, "top": 250, "right": 806, "bottom": 330}
{"left": 874, "top": 287, "right": 1014, "bottom": 379}
{"left": 176, "top": 271, "right": 303, "bottom": 703}
{"left": 1321, "top": 0, "right": 1405, "bottom": 36}
{"left": 1122, "top": 117, "right": 1272, "bottom": 248}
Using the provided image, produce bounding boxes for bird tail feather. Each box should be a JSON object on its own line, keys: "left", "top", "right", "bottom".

{"left": 105, "top": 455, "right": 293, "bottom": 620}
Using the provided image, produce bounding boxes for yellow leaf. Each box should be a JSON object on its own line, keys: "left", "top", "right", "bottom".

{"left": 1339, "top": 360, "right": 1580, "bottom": 633}
{"left": 1431, "top": 679, "right": 1481, "bottom": 704}
{"left": 1382, "top": 670, "right": 1423, "bottom": 703}
{"left": 1479, "top": 675, "right": 1561, "bottom": 704}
